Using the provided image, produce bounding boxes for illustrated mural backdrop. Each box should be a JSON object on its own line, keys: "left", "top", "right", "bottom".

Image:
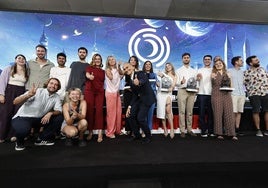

{"left": 1, "top": 10, "right": 268, "bottom": 71}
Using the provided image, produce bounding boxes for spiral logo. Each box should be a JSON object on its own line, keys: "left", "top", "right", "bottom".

{"left": 128, "top": 28, "right": 170, "bottom": 67}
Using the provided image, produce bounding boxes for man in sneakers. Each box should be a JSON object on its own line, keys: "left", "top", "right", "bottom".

{"left": 196, "top": 55, "right": 214, "bottom": 137}
{"left": 244, "top": 56, "right": 268, "bottom": 137}
{"left": 12, "top": 78, "right": 63, "bottom": 151}
{"left": 229, "top": 56, "right": 246, "bottom": 136}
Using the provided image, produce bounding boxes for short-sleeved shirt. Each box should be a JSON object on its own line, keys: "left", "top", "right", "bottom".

{"left": 244, "top": 67, "right": 268, "bottom": 97}
{"left": 13, "top": 88, "right": 62, "bottom": 119}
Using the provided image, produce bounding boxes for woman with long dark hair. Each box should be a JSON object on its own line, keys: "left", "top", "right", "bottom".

{"left": 0, "top": 54, "right": 29, "bottom": 143}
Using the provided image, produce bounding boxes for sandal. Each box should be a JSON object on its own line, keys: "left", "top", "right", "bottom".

{"left": 86, "top": 132, "right": 93, "bottom": 141}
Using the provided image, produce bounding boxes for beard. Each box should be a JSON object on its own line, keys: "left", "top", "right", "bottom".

{"left": 252, "top": 63, "right": 260, "bottom": 68}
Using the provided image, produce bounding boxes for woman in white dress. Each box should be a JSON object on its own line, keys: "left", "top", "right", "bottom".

{"left": 157, "top": 62, "right": 177, "bottom": 139}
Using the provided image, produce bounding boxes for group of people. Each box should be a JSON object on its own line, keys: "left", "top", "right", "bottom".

{"left": 0, "top": 44, "right": 268, "bottom": 151}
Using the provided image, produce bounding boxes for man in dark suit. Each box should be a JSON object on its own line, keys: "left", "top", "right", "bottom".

{"left": 123, "top": 63, "right": 156, "bottom": 143}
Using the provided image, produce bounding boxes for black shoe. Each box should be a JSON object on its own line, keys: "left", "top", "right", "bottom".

{"left": 78, "top": 140, "right": 87, "bottom": 147}
{"left": 237, "top": 131, "right": 244, "bottom": 136}
{"left": 127, "top": 136, "right": 141, "bottom": 142}
{"left": 142, "top": 137, "right": 151, "bottom": 144}
{"left": 188, "top": 131, "right": 197, "bottom": 137}
{"left": 65, "top": 138, "right": 73, "bottom": 146}
{"left": 34, "top": 138, "right": 55, "bottom": 146}
{"left": 15, "top": 142, "right": 25, "bottom": 151}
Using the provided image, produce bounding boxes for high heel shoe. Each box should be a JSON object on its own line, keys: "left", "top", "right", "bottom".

{"left": 97, "top": 136, "right": 103, "bottom": 143}
{"left": 170, "top": 130, "right": 175, "bottom": 139}
{"left": 86, "top": 132, "right": 93, "bottom": 141}
{"left": 163, "top": 128, "right": 168, "bottom": 137}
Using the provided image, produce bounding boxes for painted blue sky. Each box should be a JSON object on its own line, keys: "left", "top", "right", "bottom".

{"left": 0, "top": 10, "right": 268, "bottom": 71}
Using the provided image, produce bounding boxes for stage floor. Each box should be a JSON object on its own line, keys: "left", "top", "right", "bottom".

{"left": 1, "top": 132, "right": 268, "bottom": 188}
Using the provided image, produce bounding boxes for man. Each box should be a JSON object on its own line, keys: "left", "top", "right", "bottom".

{"left": 26, "top": 44, "right": 54, "bottom": 90}
{"left": 12, "top": 78, "right": 63, "bottom": 151}
{"left": 176, "top": 52, "right": 198, "bottom": 138}
{"left": 66, "top": 47, "right": 89, "bottom": 98}
{"left": 244, "top": 55, "right": 268, "bottom": 137}
{"left": 196, "top": 55, "right": 213, "bottom": 137}
{"left": 50, "top": 52, "right": 71, "bottom": 102}
{"left": 123, "top": 63, "right": 155, "bottom": 143}
{"left": 229, "top": 56, "right": 246, "bottom": 136}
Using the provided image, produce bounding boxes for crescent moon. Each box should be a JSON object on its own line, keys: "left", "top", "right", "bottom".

{"left": 73, "top": 29, "right": 83, "bottom": 36}
{"left": 45, "top": 19, "right": 52, "bottom": 27}
{"left": 145, "top": 39, "right": 158, "bottom": 57}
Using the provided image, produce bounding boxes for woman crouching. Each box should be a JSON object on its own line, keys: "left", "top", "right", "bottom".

{"left": 61, "top": 88, "right": 88, "bottom": 147}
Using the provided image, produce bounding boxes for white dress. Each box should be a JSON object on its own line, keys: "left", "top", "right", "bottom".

{"left": 156, "top": 74, "right": 174, "bottom": 119}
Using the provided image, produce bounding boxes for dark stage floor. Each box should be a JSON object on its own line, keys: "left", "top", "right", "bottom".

{"left": 1, "top": 132, "right": 268, "bottom": 188}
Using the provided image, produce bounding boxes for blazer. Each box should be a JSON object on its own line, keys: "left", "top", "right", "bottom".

{"left": 129, "top": 71, "right": 156, "bottom": 107}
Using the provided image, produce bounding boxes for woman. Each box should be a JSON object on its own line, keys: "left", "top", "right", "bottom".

{"left": 105, "top": 56, "right": 124, "bottom": 138}
{"left": 123, "top": 55, "right": 139, "bottom": 135}
{"left": 157, "top": 62, "right": 177, "bottom": 139}
{"left": 0, "top": 54, "right": 29, "bottom": 143}
{"left": 61, "top": 88, "right": 87, "bottom": 147}
{"left": 142, "top": 60, "right": 159, "bottom": 131}
{"left": 85, "top": 53, "right": 105, "bottom": 142}
{"left": 211, "top": 59, "right": 237, "bottom": 140}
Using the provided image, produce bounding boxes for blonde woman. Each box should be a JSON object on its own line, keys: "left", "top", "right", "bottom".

{"left": 157, "top": 62, "right": 177, "bottom": 139}
{"left": 61, "top": 88, "right": 88, "bottom": 147}
{"left": 105, "top": 56, "right": 124, "bottom": 138}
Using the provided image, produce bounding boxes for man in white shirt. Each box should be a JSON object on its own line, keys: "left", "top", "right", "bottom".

{"left": 176, "top": 53, "right": 198, "bottom": 137}
{"left": 196, "top": 55, "right": 213, "bottom": 137}
{"left": 50, "top": 52, "right": 71, "bottom": 102}
{"left": 229, "top": 56, "right": 246, "bottom": 136}
{"left": 12, "top": 78, "right": 63, "bottom": 151}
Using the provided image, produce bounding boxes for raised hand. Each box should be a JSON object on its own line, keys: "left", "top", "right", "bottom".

{"left": 86, "top": 72, "right": 95, "bottom": 80}
{"left": 133, "top": 74, "right": 139, "bottom": 86}
{"left": 28, "top": 83, "right": 38, "bottom": 97}
{"left": 181, "top": 76, "right": 186, "bottom": 84}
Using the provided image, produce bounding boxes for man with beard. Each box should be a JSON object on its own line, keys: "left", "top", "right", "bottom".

{"left": 26, "top": 44, "right": 55, "bottom": 90}
{"left": 176, "top": 52, "right": 198, "bottom": 138}
{"left": 12, "top": 78, "right": 63, "bottom": 151}
{"left": 244, "top": 55, "right": 268, "bottom": 137}
{"left": 66, "top": 47, "right": 89, "bottom": 99}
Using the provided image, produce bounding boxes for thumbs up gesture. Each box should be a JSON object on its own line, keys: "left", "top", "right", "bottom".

{"left": 133, "top": 74, "right": 139, "bottom": 86}
{"left": 86, "top": 72, "right": 95, "bottom": 80}
{"left": 181, "top": 76, "right": 186, "bottom": 84}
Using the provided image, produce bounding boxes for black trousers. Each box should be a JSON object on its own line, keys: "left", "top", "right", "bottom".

{"left": 127, "top": 101, "right": 152, "bottom": 139}
{"left": 12, "top": 115, "right": 64, "bottom": 144}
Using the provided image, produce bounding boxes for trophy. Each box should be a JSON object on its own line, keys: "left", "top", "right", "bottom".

{"left": 160, "top": 76, "right": 172, "bottom": 92}
{"left": 186, "top": 77, "right": 198, "bottom": 92}
{"left": 220, "top": 73, "right": 234, "bottom": 91}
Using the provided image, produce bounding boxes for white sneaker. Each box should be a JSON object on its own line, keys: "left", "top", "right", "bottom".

{"left": 256, "top": 130, "right": 263, "bottom": 137}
